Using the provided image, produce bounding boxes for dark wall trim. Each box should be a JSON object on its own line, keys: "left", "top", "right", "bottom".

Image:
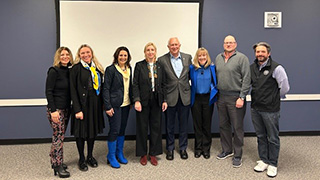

{"left": 198, "top": 0, "right": 203, "bottom": 47}
{"left": 1, "top": 131, "right": 319, "bottom": 145}
{"left": 55, "top": 0, "right": 60, "bottom": 49}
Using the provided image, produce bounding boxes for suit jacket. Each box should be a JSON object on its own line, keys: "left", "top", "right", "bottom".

{"left": 132, "top": 60, "right": 167, "bottom": 106}
{"left": 70, "top": 63, "right": 103, "bottom": 113}
{"left": 190, "top": 64, "right": 218, "bottom": 107}
{"left": 102, "top": 64, "right": 133, "bottom": 110}
{"left": 158, "top": 52, "right": 192, "bottom": 106}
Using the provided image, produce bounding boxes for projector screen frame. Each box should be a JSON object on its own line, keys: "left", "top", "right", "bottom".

{"left": 55, "top": 0, "right": 203, "bottom": 67}
{"left": 55, "top": 0, "right": 203, "bottom": 47}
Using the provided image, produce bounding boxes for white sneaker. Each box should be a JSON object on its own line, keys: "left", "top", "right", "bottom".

{"left": 254, "top": 160, "right": 269, "bottom": 172}
{"left": 267, "top": 165, "right": 277, "bottom": 178}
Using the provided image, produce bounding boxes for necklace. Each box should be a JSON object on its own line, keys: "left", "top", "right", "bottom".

{"left": 120, "top": 65, "right": 126, "bottom": 71}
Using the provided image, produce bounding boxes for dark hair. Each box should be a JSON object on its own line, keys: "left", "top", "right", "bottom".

{"left": 253, "top": 42, "right": 271, "bottom": 53}
{"left": 113, "top": 46, "right": 131, "bottom": 67}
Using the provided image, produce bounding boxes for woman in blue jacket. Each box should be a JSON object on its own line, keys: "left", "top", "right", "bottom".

{"left": 102, "top": 46, "right": 133, "bottom": 168}
{"left": 190, "top": 47, "right": 218, "bottom": 159}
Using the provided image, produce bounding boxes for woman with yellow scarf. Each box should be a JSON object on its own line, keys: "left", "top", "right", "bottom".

{"left": 70, "top": 44, "right": 105, "bottom": 171}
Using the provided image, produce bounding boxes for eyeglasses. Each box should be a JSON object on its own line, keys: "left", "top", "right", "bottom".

{"left": 224, "top": 42, "right": 236, "bottom": 45}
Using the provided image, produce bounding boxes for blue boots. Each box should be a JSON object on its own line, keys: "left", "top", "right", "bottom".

{"left": 107, "top": 136, "right": 128, "bottom": 168}
{"left": 116, "top": 136, "right": 128, "bottom": 164}
{"left": 107, "top": 141, "right": 120, "bottom": 168}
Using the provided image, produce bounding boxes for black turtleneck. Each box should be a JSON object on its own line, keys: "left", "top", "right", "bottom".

{"left": 45, "top": 65, "right": 71, "bottom": 112}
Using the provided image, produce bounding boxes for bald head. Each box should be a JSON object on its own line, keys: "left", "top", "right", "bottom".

{"left": 223, "top": 35, "right": 237, "bottom": 53}
{"left": 224, "top": 35, "right": 236, "bottom": 43}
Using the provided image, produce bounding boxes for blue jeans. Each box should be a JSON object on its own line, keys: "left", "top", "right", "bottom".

{"left": 251, "top": 108, "right": 280, "bottom": 167}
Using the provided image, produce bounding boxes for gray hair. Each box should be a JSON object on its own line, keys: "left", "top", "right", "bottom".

{"left": 253, "top": 42, "right": 271, "bottom": 53}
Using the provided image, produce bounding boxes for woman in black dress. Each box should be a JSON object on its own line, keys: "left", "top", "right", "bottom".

{"left": 70, "top": 44, "right": 105, "bottom": 171}
{"left": 45, "top": 47, "right": 73, "bottom": 178}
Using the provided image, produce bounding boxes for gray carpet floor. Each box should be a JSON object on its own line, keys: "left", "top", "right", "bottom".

{"left": 0, "top": 136, "right": 319, "bottom": 180}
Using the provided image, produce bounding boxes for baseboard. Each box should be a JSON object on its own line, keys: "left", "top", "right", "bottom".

{"left": 1, "top": 131, "right": 319, "bottom": 145}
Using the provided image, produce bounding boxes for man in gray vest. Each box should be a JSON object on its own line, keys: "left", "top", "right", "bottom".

{"left": 215, "top": 35, "right": 251, "bottom": 168}
{"left": 250, "top": 42, "right": 290, "bottom": 178}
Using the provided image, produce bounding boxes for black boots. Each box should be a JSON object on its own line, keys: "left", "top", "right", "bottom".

{"left": 52, "top": 163, "right": 68, "bottom": 169}
{"left": 53, "top": 165, "right": 70, "bottom": 178}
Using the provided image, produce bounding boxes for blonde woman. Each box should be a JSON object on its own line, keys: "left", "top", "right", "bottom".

{"left": 189, "top": 47, "right": 218, "bottom": 159}
{"left": 133, "top": 42, "right": 167, "bottom": 166}
{"left": 70, "top": 44, "right": 105, "bottom": 171}
{"left": 45, "top": 47, "right": 73, "bottom": 178}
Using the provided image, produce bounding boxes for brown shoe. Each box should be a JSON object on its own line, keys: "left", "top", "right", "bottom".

{"left": 150, "top": 156, "right": 158, "bottom": 166}
{"left": 140, "top": 155, "right": 147, "bottom": 166}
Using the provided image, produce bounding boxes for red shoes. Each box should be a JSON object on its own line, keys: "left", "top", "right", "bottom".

{"left": 149, "top": 156, "right": 158, "bottom": 166}
{"left": 140, "top": 155, "right": 158, "bottom": 166}
{"left": 140, "top": 155, "right": 147, "bottom": 166}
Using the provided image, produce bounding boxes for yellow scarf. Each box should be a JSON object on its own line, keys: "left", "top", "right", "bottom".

{"left": 81, "top": 60, "right": 101, "bottom": 95}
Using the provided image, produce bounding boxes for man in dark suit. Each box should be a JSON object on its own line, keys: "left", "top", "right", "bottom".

{"left": 158, "top": 37, "right": 192, "bottom": 160}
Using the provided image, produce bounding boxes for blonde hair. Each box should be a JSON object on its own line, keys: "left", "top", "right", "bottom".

{"left": 193, "top": 47, "right": 212, "bottom": 69}
{"left": 74, "top": 44, "right": 104, "bottom": 75}
{"left": 53, "top": 47, "right": 74, "bottom": 67}
{"left": 144, "top": 42, "right": 157, "bottom": 61}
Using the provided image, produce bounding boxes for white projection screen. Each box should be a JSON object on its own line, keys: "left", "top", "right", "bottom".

{"left": 59, "top": 0, "right": 200, "bottom": 68}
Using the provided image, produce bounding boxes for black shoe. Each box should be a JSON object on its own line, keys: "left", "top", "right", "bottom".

{"left": 180, "top": 150, "right": 188, "bottom": 159}
{"left": 53, "top": 165, "right": 70, "bottom": 178}
{"left": 78, "top": 160, "right": 88, "bottom": 171}
{"left": 194, "top": 151, "right": 202, "bottom": 158}
{"left": 62, "top": 163, "right": 68, "bottom": 169}
{"left": 203, "top": 152, "right": 210, "bottom": 159}
{"left": 52, "top": 163, "right": 68, "bottom": 170}
{"left": 87, "top": 157, "right": 98, "bottom": 168}
{"left": 166, "top": 150, "right": 174, "bottom": 160}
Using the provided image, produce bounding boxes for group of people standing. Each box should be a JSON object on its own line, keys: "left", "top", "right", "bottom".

{"left": 45, "top": 35, "right": 289, "bottom": 178}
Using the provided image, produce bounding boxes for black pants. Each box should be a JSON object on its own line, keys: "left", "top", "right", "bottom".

{"left": 165, "top": 97, "right": 190, "bottom": 151}
{"left": 136, "top": 92, "right": 163, "bottom": 156}
{"left": 191, "top": 94, "right": 214, "bottom": 154}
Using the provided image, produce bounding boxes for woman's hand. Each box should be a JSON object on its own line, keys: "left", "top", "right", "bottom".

{"left": 75, "top": 111, "right": 84, "bottom": 120}
{"left": 50, "top": 111, "right": 60, "bottom": 123}
{"left": 135, "top": 101, "right": 142, "bottom": 112}
{"left": 106, "top": 108, "right": 115, "bottom": 117}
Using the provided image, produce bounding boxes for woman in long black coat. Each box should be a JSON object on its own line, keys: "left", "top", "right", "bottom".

{"left": 133, "top": 42, "right": 167, "bottom": 166}
{"left": 70, "top": 44, "right": 105, "bottom": 171}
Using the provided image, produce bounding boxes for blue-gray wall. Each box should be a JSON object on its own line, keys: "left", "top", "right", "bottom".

{"left": 0, "top": 0, "right": 319, "bottom": 140}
